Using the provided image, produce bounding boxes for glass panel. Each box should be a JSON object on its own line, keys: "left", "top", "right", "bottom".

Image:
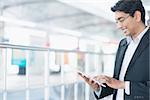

{"left": 49, "top": 86, "right": 61, "bottom": 100}
{"left": 49, "top": 52, "right": 62, "bottom": 86}
{"left": 0, "top": 92, "right": 3, "bottom": 100}
{"left": 0, "top": 48, "right": 4, "bottom": 91}
{"left": 87, "top": 54, "right": 96, "bottom": 72}
{"left": 7, "top": 49, "right": 26, "bottom": 91}
{"left": 64, "top": 84, "right": 74, "bottom": 100}
{"left": 29, "top": 88, "right": 44, "bottom": 100}
{"left": 7, "top": 90, "right": 26, "bottom": 100}
{"left": 28, "top": 51, "right": 45, "bottom": 88}
{"left": 103, "top": 54, "right": 115, "bottom": 76}
{"left": 77, "top": 83, "right": 85, "bottom": 100}
{"left": 77, "top": 52, "right": 85, "bottom": 71}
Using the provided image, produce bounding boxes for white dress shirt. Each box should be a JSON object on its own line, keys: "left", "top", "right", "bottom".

{"left": 116, "top": 26, "right": 149, "bottom": 100}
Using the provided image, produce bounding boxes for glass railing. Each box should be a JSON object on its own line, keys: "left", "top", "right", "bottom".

{"left": 0, "top": 43, "right": 115, "bottom": 100}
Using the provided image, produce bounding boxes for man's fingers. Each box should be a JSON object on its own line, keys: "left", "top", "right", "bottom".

{"left": 84, "top": 78, "right": 100, "bottom": 91}
{"left": 98, "top": 75, "right": 112, "bottom": 84}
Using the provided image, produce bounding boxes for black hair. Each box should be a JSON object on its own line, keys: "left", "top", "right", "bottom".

{"left": 111, "top": 0, "right": 145, "bottom": 24}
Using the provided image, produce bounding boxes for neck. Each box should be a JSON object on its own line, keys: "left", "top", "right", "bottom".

{"left": 131, "top": 23, "right": 146, "bottom": 39}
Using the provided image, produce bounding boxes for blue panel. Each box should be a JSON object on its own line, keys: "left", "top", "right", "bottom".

{"left": 11, "top": 59, "right": 26, "bottom": 68}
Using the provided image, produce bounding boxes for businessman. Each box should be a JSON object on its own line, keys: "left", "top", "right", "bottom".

{"left": 80, "top": 0, "right": 150, "bottom": 100}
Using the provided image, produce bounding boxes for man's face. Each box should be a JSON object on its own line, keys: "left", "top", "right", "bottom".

{"left": 115, "top": 11, "right": 135, "bottom": 36}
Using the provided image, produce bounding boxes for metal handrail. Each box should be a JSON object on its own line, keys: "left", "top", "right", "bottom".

{"left": 0, "top": 43, "right": 109, "bottom": 55}
{"left": 0, "top": 43, "right": 48, "bottom": 51}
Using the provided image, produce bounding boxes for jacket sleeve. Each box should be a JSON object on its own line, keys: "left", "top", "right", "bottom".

{"left": 94, "top": 85, "right": 114, "bottom": 99}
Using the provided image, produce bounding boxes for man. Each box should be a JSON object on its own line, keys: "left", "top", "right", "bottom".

{"left": 80, "top": 0, "right": 149, "bottom": 100}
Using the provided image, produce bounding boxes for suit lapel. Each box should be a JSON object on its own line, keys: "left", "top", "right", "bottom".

{"left": 126, "top": 28, "right": 149, "bottom": 72}
{"left": 114, "top": 39, "right": 128, "bottom": 79}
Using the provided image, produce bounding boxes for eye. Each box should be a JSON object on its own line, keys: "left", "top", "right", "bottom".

{"left": 115, "top": 15, "right": 130, "bottom": 24}
{"left": 119, "top": 18, "right": 125, "bottom": 22}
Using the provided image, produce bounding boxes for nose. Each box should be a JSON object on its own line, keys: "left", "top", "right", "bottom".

{"left": 116, "top": 22, "right": 123, "bottom": 29}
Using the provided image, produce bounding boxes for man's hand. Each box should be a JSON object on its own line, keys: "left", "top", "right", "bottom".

{"left": 84, "top": 76, "right": 100, "bottom": 91}
{"left": 77, "top": 72, "right": 101, "bottom": 91}
{"left": 78, "top": 71, "right": 125, "bottom": 90}
{"left": 95, "top": 75, "right": 125, "bottom": 89}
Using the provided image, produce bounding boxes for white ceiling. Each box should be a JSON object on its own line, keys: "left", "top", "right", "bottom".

{"left": 0, "top": 0, "right": 149, "bottom": 40}
{"left": 58, "top": 0, "right": 150, "bottom": 22}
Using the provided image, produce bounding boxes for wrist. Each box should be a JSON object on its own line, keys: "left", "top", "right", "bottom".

{"left": 121, "top": 81, "right": 125, "bottom": 89}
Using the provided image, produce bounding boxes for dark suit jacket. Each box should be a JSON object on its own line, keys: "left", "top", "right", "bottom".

{"left": 94, "top": 28, "right": 150, "bottom": 100}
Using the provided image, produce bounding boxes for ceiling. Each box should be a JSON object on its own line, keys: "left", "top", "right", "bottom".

{"left": 0, "top": 0, "right": 149, "bottom": 40}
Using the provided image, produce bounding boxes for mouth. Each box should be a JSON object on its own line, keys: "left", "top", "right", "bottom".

{"left": 123, "top": 30, "right": 127, "bottom": 34}
{"left": 122, "top": 28, "right": 128, "bottom": 34}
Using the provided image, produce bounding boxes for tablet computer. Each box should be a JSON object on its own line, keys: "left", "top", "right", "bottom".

{"left": 77, "top": 71, "right": 106, "bottom": 87}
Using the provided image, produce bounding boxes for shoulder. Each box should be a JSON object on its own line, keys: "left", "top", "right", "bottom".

{"left": 148, "top": 27, "right": 150, "bottom": 33}
{"left": 145, "top": 27, "right": 150, "bottom": 35}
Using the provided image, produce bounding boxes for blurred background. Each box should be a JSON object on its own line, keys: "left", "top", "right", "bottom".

{"left": 0, "top": 0, "right": 149, "bottom": 100}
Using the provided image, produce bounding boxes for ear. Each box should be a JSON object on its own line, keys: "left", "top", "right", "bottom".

{"left": 134, "top": 11, "right": 141, "bottom": 22}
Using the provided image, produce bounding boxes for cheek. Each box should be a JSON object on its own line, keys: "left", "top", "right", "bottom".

{"left": 127, "top": 19, "right": 135, "bottom": 28}
{"left": 125, "top": 22, "right": 134, "bottom": 31}
{"left": 128, "top": 24, "right": 135, "bottom": 32}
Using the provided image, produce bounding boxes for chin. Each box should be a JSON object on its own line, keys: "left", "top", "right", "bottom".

{"left": 125, "top": 34, "right": 130, "bottom": 36}
{"left": 123, "top": 32, "right": 130, "bottom": 36}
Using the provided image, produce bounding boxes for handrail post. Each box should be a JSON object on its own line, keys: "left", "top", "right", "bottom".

{"left": 44, "top": 50, "right": 49, "bottom": 100}
{"left": 3, "top": 48, "right": 7, "bottom": 100}
{"left": 26, "top": 50, "right": 30, "bottom": 100}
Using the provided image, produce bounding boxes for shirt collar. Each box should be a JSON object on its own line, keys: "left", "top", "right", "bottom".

{"left": 126, "top": 26, "right": 149, "bottom": 44}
